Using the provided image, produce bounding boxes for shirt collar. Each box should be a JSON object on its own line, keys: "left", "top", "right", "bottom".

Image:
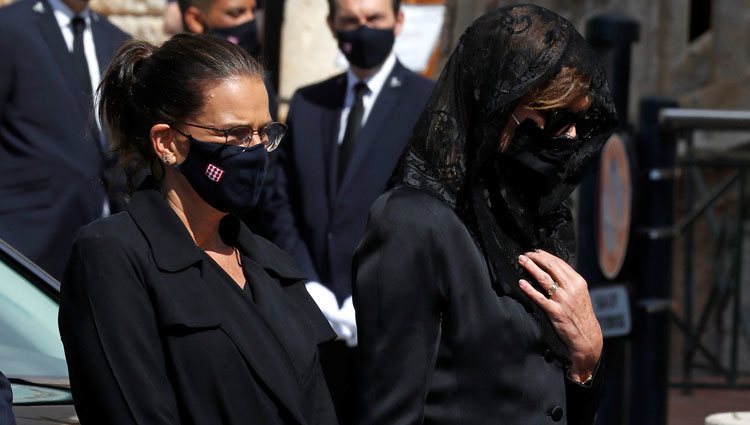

{"left": 47, "top": 0, "right": 91, "bottom": 29}
{"left": 127, "top": 177, "right": 307, "bottom": 280}
{"left": 345, "top": 52, "right": 397, "bottom": 98}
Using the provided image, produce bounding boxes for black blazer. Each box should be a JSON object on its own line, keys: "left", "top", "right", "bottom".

{"left": 0, "top": 0, "right": 129, "bottom": 279}
{"left": 353, "top": 186, "right": 603, "bottom": 425}
{"left": 59, "top": 182, "right": 339, "bottom": 425}
{"left": 0, "top": 370, "right": 14, "bottom": 425}
{"left": 258, "top": 61, "right": 433, "bottom": 302}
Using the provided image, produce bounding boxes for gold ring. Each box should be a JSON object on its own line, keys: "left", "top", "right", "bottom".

{"left": 548, "top": 282, "right": 559, "bottom": 298}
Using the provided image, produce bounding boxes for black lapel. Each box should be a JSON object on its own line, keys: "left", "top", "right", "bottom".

{"left": 212, "top": 282, "right": 310, "bottom": 425}
{"left": 338, "top": 61, "right": 406, "bottom": 194}
{"left": 34, "top": 0, "right": 89, "bottom": 116}
{"left": 128, "top": 187, "right": 310, "bottom": 424}
{"left": 217, "top": 220, "right": 311, "bottom": 425}
{"left": 90, "top": 12, "right": 112, "bottom": 77}
{"left": 321, "top": 74, "right": 347, "bottom": 205}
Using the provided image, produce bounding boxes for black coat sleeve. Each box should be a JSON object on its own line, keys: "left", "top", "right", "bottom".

{"left": 59, "top": 231, "right": 181, "bottom": 425}
{"left": 353, "top": 190, "right": 447, "bottom": 425}
{"left": 565, "top": 354, "right": 605, "bottom": 425}
{"left": 0, "top": 370, "right": 15, "bottom": 425}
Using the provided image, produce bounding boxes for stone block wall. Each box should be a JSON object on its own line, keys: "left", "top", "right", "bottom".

{"left": 0, "top": 0, "right": 169, "bottom": 42}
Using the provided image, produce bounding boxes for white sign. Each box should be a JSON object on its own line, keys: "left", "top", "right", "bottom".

{"left": 590, "top": 285, "right": 632, "bottom": 338}
{"left": 335, "top": 5, "right": 446, "bottom": 73}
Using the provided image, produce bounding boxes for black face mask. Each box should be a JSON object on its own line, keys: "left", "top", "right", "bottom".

{"left": 177, "top": 137, "right": 268, "bottom": 214}
{"left": 210, "top": 19, "right": 259, "bottom": 56}
{"left": 497, "top": 118, "right": 577, "bottom": 212}
{"left": 504, "top": 118, "right": 576, "bottom": 178}
{"left": 336, "top": 25, "right": 395, "bottom": 69}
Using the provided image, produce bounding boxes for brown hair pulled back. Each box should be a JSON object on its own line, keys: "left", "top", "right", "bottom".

{"left": 521, "top": 66, "right": 592, "bottom": 111}
{"left": 98, "top": 33, "right": 265, "bottom": 183}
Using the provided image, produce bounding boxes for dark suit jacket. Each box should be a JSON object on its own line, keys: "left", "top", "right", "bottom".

{"left": 59, "top": 182, "right": 338, "bottom": 425}
{"left": 0, "top": 0, "right": 129, "bottom": 279}
{"left": 258, "top": 61, "right": 433, "bottom": 302}
{"left": 353, "top": 186, "right": 604, "bottom": 425}
{"left": 0, "top": 371, "right": 14, "bottom": 425}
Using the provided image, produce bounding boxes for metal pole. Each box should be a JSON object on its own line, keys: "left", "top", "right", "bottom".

{"left": 632, "top": 96, "right": 679, "bottom": 424}
{"left": 729, "top": 170, "right": 746, "bottom": 386}
{"left": 683, "top": 130, "right": 695, "bottom": 395}
{"left": 583, "top": 13, "right": 639, "bottom": 425}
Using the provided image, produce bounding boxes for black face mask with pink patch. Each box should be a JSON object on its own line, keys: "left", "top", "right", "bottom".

{"left": 336, "top": 25, "right": 395, "bottom": 69}
{"left": 177, "top": 136, "right": 268, "bottom": 214}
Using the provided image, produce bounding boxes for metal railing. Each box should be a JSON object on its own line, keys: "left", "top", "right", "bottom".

{"left": 653, "top": 108, "right": 750, "bottom": 392}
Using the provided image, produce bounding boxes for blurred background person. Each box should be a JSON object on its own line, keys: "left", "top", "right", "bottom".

{"left": 162, "top": 0, "right": 181, "bottom": 35}
{"left": 0, "top": 370, "right": 14, "bottom": 425}
{"left": 176, "top": 0, "right": 277, "bottom": 120}
{"left": 59, "top": 34, "right": 338, "bottom": 425}
{"left": 354, "top": 4, "right": 616, "bottom": 424}
{"left": 0, "top": 0, "right": 129, "bottom": 279}
{"left": 258, "top": 0, "right": 433, "bottom": 423}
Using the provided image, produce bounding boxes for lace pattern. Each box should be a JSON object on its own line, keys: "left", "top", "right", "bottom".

{"left": 390, "top": 4, "right": 618, "bottom": 359}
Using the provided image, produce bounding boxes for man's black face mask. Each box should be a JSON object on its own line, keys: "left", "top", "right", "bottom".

{"left": 336, "top": 25, "right": 395, "bottom": 69}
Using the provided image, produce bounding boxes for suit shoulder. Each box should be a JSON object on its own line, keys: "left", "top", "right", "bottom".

{"left": 0, "top": 0, "right": 36, "bottom": 24}
{"left": 93, "top": 13, "right": 130, "bottom": 41}
{"left": 292, "top": 73, "right": 345, "bottom": 102}
{"left": 399, "top": 66, "right": 434, "bottom": 92}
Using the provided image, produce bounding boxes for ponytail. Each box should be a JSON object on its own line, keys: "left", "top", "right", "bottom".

{"left": 98, "top": 40, "right": 156, "bottom": 181}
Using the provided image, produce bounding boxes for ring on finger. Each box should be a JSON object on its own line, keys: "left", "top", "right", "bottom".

{"left": 547, "top": 281, "right": 559, "bottom": 298}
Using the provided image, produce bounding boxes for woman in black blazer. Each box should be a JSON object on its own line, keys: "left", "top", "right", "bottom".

{"left": 353, "top": 5, "right": 618, "bottom": 425}
{"left": 58, "top": 34, "right": 338, "bottom": 425}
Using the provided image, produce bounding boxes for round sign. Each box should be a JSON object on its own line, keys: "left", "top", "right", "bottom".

{"left": 596, "top": 133, "right": 632, "bottom": 280}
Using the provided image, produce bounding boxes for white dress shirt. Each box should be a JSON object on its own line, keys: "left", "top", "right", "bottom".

{"left": 48, "top": 0, "right": 101, "bottom": 99}
{"left": 336, "top": 53, "right": 398, "bottom": 145}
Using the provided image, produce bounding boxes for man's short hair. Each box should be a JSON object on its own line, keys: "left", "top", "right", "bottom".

{"left": 176, "top": 0, "right": 213, "bottom": 15}
{"left": 327, "top": 0, "right": 401, "bottom": 17}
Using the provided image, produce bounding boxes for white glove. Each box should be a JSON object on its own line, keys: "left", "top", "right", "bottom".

{"left": 305, "top": 281, "right": 357, "bottom": 347}
{"left": 339, "top": 296, "right": 357, "bottom": 347}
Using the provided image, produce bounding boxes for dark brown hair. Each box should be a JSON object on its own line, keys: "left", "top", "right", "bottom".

{"left": 98, "top": 33, "right": 264, "bottom": 180}
{"left": 521, "top": 66, "right": 591, "bottom": 110}
{"left": 327, "top": 0, "right": 400, "bottom": 17}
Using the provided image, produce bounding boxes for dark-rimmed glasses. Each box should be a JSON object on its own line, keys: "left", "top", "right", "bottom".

{"left": 171, "top": 121, "right": 287, "bottom": 152}
{"left": 542, "top": 109, "right": 587, "bottom": 138}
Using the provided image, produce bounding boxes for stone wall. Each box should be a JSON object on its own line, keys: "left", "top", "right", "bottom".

{"left": 278, "top": 0, "right": 342, "bottom": 102}
{"left": 0, "top": 0, "right": 169, "bottom": 42}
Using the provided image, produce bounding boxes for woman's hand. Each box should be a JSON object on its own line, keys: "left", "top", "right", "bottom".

{"left": 517, "top": 249, "right": 603, "bottom": 383}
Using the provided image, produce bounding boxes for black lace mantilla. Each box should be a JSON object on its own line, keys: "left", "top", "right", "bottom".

{"left": 391, "top": 4, "right": 618, "bottom": 359}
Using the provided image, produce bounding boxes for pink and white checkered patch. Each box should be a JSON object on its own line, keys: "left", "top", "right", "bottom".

{"left": 204, "top": 163, "right": 225, "bottom": 183}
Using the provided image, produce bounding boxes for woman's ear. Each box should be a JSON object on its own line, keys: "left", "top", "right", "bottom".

{"left": 151, "top": 124, "right": 177, "bottom": 165}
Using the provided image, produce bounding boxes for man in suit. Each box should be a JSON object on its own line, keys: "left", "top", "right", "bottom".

{"left": 0, "top": 371, "right": 14, "bottom": 425}
{"left": 176, "top": 0, "right": 278, "bottom": 120}
{"left": 0, "top": 0, "right": 129, "bottom": 279}
{"left": 260, "top": 0, "right": 433, "bottom": 422}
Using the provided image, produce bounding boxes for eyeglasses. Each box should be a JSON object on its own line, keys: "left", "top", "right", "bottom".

{"left": 542, "top": 109, "right": 586, "bottom": 138}
{"left": 171, "top": 121, "right": 287, "bottom": 152}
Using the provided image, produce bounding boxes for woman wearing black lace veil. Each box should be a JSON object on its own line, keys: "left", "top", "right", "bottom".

{"left": 353, "top": 4, "right": 617, "bottom": 425}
